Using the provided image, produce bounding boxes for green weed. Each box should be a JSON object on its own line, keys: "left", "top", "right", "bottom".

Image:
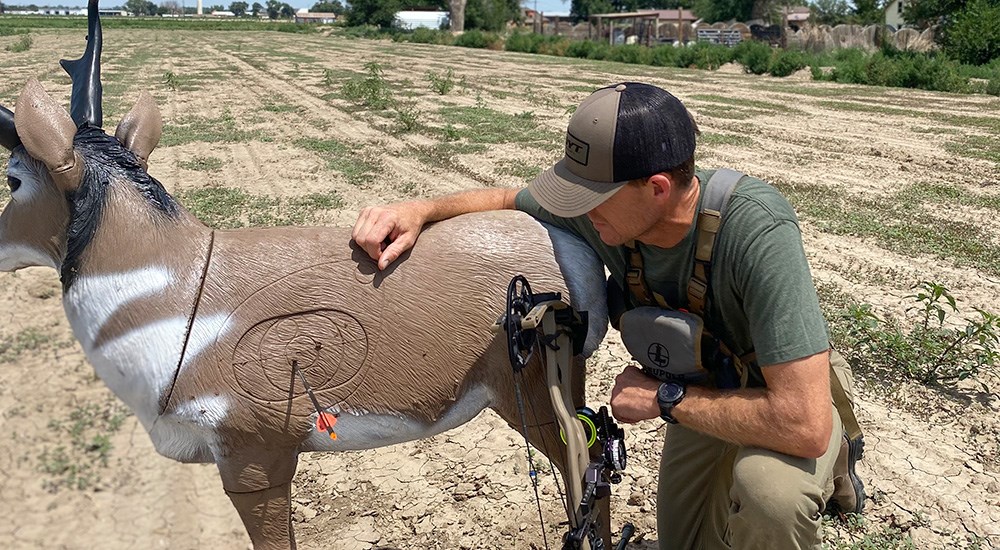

{"left": 341, "top": 61, "right": 394, "bottom": 110}
{"left": 427, "top": 68, "right": 455, "bottom": 95}
{"left": 837, "top": 282, "right": 999, "bottom": 387}
{"left": 178, "top": 155, "right": 224, "bottom": 172}
{"left": 394, "top": 103, "right": 421, "bottom": 133}
{"left": 5, "top": 34, "right": 32, "bottom": 53}
{"left": 163, "top": 70, "right": 180, "bottom": 91}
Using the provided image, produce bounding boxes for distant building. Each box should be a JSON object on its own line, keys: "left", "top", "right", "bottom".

{"left": 295, "top": 12, "right": 338, "bottom": 24}
{"left": 210, "top": 10, "right": 236, "bottom": 17}
{"left": 885, "top": 0, "right": 907, "bottom": 28}
{"left": 394, "top": 10, "right": 449, "bottom": 30}
{"left": 780, "top": 6, "right": 811, "bottom": 30}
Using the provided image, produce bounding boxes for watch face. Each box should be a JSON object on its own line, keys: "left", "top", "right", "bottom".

{"left": 658, "top": 382, "right": 683, "bottom": 403}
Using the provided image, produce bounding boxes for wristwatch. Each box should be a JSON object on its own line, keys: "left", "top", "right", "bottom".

{"left": 656, "top": 382, "right": 686, "bottom": 424}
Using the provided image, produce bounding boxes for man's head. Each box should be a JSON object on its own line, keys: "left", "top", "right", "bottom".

{"left": 528, "top": 82, "right": 698, "bottom": 220}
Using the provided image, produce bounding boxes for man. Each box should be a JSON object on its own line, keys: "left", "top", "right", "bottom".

{"left": 352, "top": 82, "right": 863, "bottom": 549}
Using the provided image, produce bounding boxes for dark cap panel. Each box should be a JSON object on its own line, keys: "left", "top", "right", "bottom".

{"left": 612, "top": 83, "right": 696, "bottom": 182}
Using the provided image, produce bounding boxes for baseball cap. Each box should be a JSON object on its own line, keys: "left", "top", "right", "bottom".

{"left": 528, "top": 82, "right": 697, "bottom": 218}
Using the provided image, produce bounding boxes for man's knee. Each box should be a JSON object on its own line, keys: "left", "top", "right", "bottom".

{"left": 730, "top": 451, "right": 824, "bottom": 527}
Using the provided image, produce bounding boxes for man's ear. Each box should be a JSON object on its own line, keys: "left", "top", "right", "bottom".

{"left": 647, "top": 173, "right": 672, "bottom": 197}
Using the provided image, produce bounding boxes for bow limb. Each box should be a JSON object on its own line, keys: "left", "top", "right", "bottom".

{"left": 544, "top": 311, "right": 591, "bottom": 545}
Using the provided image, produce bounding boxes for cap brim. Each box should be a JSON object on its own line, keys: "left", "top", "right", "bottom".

{"left": 527, "top": 159, "right": 628, "bottom": 218}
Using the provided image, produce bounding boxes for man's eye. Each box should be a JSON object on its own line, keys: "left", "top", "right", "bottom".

{"left": 7, "top": 176, "right": 20, "bottom": 193}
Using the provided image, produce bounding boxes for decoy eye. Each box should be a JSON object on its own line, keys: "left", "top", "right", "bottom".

{"left": 6, "top": 176, "right": 20, "bottom": 194}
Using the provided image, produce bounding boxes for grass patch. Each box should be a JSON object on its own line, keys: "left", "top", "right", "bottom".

{"left": 436, "top": 106, "right": 557, "bottom": 146}
{"left": 777, "top": 180, "right": 1000, "bottom": 277}
{"left": 178, "top": 187, "right": 344, "bottom": 229}
{"left": 944, "top": 134, "right": 1000, "bottom": 163}
{"left": 38, "top": 400, "right": 129, "bottom": 492}
{"left": 688, "top": 94, "right": 802, "bottom": 115}
{"left": 700, "top": 133, "right": 755, "bottom": 147}
{"left": 294, "top": 138, "right": 378, "bottom": 185}
{"left": 816, "top": 100, "right": 911, "bottom": 117}
{"left": 823, "top": 514, "right": 916, "bottom": 549}
{"left": 692, "top": 104, "right": 758, "bottom": 120}
{"left": 162, "top": 111, "right": 272, "bottom": 147}
{"left": 0, "top": 327, "right": 51, "bottom": 363}
{"left": 496, "top": 160, "right": 543, "bottom": 181}
{"left": 5, "top": 34, "right": 32, "bottom": 53}
{"left": 178, "top": 155, "right": 225, "bottom": 172}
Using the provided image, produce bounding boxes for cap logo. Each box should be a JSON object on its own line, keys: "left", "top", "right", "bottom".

{"left": 565, "top": 130, "right": 589, "bottom": 166}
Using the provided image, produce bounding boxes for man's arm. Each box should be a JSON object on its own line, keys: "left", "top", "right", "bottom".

{"left": 352, "top": 188, "right": 520, "bottom": 270}
{"left": 610, "top": 350, "right": 833, "bottom": 458}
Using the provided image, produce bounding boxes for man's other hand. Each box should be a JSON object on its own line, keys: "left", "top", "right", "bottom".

{"left": 352, "top": 202, "right": 430, "bottom": 270}
{"left": 610, "top": 365, "right": 661, "bottom": 424}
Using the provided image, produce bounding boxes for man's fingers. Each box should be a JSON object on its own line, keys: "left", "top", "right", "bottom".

{"left": 378, "top": 233, "right": 416, "bottom": 270}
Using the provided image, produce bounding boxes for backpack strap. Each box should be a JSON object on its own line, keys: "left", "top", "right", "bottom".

{"left": 688, "top": 168, "right": 743, "bottom": 316}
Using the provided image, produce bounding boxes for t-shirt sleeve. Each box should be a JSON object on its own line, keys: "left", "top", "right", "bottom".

{"left": 734, "top": 219, "right": 830, "bottom": 367}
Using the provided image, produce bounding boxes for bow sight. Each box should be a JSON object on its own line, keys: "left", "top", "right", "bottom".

{"left": 498, "top": 275, "right": 634, "bottom": 550}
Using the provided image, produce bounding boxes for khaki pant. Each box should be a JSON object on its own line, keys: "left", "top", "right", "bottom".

{"left": 656, "top": 351, "right": 855, "bottom": 550}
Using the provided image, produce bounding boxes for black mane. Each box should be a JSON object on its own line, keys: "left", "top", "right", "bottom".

{"left": 62, "top": 126, "right": 180, "bottom": 289}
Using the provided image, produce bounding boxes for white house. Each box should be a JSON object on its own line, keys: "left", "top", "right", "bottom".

{"left": 885, "top": 0, "right": 907, "bottom": 28}
{"left": 394, "top": 10, "right": 449, "bottom": 30}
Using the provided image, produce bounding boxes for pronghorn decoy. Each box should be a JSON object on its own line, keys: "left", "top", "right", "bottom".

{"left": 0, "top": 2, "right": 614, "bottom": 549}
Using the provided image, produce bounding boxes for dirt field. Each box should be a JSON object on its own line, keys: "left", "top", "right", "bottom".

{"left": 0, "top": 28, "right": 998, "bottom": 549}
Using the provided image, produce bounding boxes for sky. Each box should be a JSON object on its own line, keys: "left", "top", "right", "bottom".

{"left": 8, "top": 0, "right": 573, "bottom": 14}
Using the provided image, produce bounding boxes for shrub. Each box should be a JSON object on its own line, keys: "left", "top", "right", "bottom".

{"left": 406, "top": 27, "right": 453, "bottom": 45}
{"left": 454, "top": 30, "right": 500, "bottom": 49}
{"left": 941, "top": 0, "right": 1000, "bottom": 66}
{"left": 341, "top": 61, "right": 394, "bottom": 109}
{"left": 769, "top": 49, "right": 807, "bottom": 77}
{"left": 537, "top": 36, "right": 571, "bottom": 57}
{"left": 733, "top": 40, "right": 773, "bottom": 75}
{"left": 565, "top": 39, "right": 610, "bottom": 60}
{"left": 650, "top": 44, "right": 679, "bottom": 67}
{"left": 607, "top": 44, "right": 652, "bottom": 65}
{"left": 505, "top": 31, "right": 541, "bottom": 53}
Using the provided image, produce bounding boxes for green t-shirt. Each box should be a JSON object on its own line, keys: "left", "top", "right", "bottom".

{"left": 515, "top": 169, "right": 830, "bottom": 378}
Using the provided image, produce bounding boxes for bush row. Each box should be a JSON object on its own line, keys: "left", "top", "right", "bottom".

{"left": 385, "top": 27, "right": 1000, "bottom": 96}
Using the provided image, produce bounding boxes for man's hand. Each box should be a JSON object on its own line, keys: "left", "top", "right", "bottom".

{"left": 352, "top": 202, "right": 431, "bottom": 270}
{"left": 610, "top": 365, "right": 661, "bottom": 424}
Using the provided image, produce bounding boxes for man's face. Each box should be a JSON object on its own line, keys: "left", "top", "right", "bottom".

{"left": 585, "top": 181, "right": 659, "bottom": 246}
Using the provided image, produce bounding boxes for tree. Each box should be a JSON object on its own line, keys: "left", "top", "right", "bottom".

{"left": 266, "top": 0, "right": 282, "bottom": 18}
{"left": 906, "top": 0, "right": 1000, "bottom": 64}
{"left": 851, "top": 0, "right": 883, "bottom": 25}
{"left": 691, "top": 0, "right": 753, "bottom": 22}
{"left": 125, "top": 0, "right": 157, "bottom": 15}
{"left": 160, "top": 0, "right": 182, "bottom": 15}
{"left": 280, "top": 3, "right": 295, "bottom": 16}
{"left": 464, "top": 0, "right": 520, "bottom": 31}
{"left": 252, "top": 1, "right": 263, "bottom": 16}
{"left": 229, "top": 1, "right": 248, "bottom": 15}
{"left": 346, "top": 0, "right": 403, "bottom": 27}
{"left": 310, "top": 0, "right": 344, "bottom": 13}
{"left": 810, "top": 0, "right": 851, "bottom": 25}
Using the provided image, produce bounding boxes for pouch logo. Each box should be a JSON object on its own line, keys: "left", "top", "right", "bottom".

{"left": 565, "top": 131, "right": 589, "bottom": 166}
{"left": 647, "top": 342, "right": 669, "bottom": 368}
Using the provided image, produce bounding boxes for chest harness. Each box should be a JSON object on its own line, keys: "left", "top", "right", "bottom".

{"left": 617, "top": 169, "right": 862, "bottom": 443}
